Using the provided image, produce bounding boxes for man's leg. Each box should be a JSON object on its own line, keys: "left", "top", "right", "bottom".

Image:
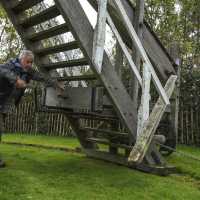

{"left": 0, "top": 113, "right": 6, "bottom": 167}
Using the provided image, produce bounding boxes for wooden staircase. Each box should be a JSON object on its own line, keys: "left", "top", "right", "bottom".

{"left": 0, "top": 0, "right": 178, "bottom": 175}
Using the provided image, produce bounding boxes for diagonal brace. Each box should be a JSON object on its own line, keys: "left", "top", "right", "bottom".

{"left": 128, "top": 75, "right": 177, "bottom": 164}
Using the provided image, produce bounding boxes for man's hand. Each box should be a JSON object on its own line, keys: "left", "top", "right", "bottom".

{"left": 15, "top": 77, "right": 27, "bottom": 89}
{"left": 55, "top": 81, "right": 65, "bottom": 97}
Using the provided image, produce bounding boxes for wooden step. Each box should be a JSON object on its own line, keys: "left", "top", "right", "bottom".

{"left": 27, "top": 23, "right": 69, "bottom": 42}
{"left": 19, "top": 5, "right": 60, "bottom": 28}
{"left": 35, "top": 41, "right": 79, "bottom": 56}
{"left": 57, "top": 74, "right": 96, "bottom": 82}
{"left": 86, "top": 137, "right": 132, "bottom": 150}
{"left": 82, "top": 127, "right": 128, "bottom": 139}
{"left": 38, "top": 108, "right": 118, "bottom": 121}
{"left": 11, "top": 0, "right": 44, "bottom": 14}
{"left": 40, "top": 58, "right": 89, "bottom": 70}
{"left": 69, "top": 112, "right": 119, "bottom": 121}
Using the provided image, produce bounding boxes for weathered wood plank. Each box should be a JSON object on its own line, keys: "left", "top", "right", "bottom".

{"left": 131, "top": 0, "right": 145, "bottom": 126}
{"left": 86, "top": 137, "right": 132, "bottom": 150}
{"left": 128, "top": 75, "right": 177, "bottom": 164}
{"left": 57, "top": 74, "right": 96, "bottom": 82}
{"left": 35, "top": 41, "right": 79, "bottom": 56}
{"left": 45, "top": 87, "right": 95, "bottom": 110}
{"left": 39, "top": 58, "right": 89, "bottom": 70}
{"left": 92, "top": 0, "right": 108, "bottom": 73}
{"left": 55, "top": 0, "right": 138, "bottom": 142}
{"left": 11, "top": 0, "right": 44, "bottom": 14}
{"left": 137, "top": 62, "right": 151, "bottom": 136}
{"left": 107, "top": 14, "right": 142, "bottom": 85}
{"left": 87, "top": 0, "right": 176, "bottom": 80}
{"left": 27, "top": 23, "right": 69, "bottom": 42}
{"left": 82, "top": 127, "right": 129, "bottom": 138}
{"left": 19, "top": 5, "right": 60, "bottom": 28}
{"left": 85, "top": 148, "right": 174, "bottom": 175}
{"left": 112, "top": 0, "right": 169, "bottom": 105}
{"left": 114, "top": 42, "right": 123, "bottom": 77}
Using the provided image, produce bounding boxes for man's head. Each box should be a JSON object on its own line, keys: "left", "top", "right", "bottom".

{"left": 19, "top": 50, "right": 34, "bottom": 71}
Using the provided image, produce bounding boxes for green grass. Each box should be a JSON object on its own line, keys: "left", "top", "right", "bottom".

{"left": 0, "top": 134, "right": 200, "bottom": 200}
{"left": 2, "top": 133, "right": 80, "bottom": 149}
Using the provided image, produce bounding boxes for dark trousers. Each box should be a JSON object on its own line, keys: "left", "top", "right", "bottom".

{"left": 0, "top": 113, "right": 6, "bottom": 143}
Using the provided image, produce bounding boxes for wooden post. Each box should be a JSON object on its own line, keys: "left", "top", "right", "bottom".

{"left": 115, "top": 42, "right": 123, "bottom": 78}
{"left": 93, "top": 0, "right": 108, "bottom": 73}
{"left": 168, "top": 42, "right": 181, "bottom": 145}
{"left": 191, "top": 105, "right": 194, "bottom": 144}
{"left": 128, "top": 75, "right": 177, "bottom": 164}
{"left": 112, "top": 0, "right": 170, "bottom": 105}
{"left": 137, "top": 63, "right": 151, "bottom": 136}
{"left": 130, "top": 0, "right": 145, "bottom": 100}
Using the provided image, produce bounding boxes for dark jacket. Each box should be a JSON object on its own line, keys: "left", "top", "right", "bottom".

{"left": 0, "top": 58, "right": 51, "bottom": 113}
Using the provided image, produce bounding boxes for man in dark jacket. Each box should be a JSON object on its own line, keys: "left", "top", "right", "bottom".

{"left": 0, "top": 50, "right": 62, "bottom": 167}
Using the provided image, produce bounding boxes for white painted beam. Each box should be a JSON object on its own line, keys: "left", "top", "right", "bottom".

{"left": 128, "top": 75, "right": 177, "bottom": 164}
{"left": 112, "top": 0, "right": 170, "bottom": 105}
{"left": 137, "top": 62, "right": 151, "bottom": 136}
{"left": 92, "top": 0, "right": 108, "bottom": 73}
{"left": 107, "top": 14, "right": 142, "bottom": 85}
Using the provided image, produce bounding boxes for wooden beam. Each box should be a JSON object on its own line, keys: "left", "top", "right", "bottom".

{"left": 34, "top": 41, "right": 79, "bottom": 56}
{"left": 19, "top": 5, "right": 60, "bottom": 28}
{"left": 82, "top": 127, "right": 128, "bottom": 138}
{"left": 107, "top": 14, "right": 142, "bottom": 85}
{"left": 84, "top": 148, "right": 174, "bottom": 175}
{"left": 57, "top": 74, "right": 96, "bottom": 82}
{"left": 131, "top": 0, "right": 145, "bottom": 130}
{"left": 137, "top": 62, "right": 151, "bottom": 136}
{"left": 11, "top": 0, "right": 44, "bottom": 14}
{"left": 128, "top": 75, "right": 177, "bottom": 164}
{"left": 87, "top": 0, "right": 176, "bottom": 80}
{"left": 112, "top": 0, "right": 169, "bottom": 105}
{"left": 114, "top": 42, "right": 123, "bottom": 77}
{"left": 39, "top": 58, "right": 89, "bottom": 70}
{"left": 27, "top": 23, "right": 69, "bottom": 42}
{"left": 55, "top": 0, "right": 138, "bottom": 142}
{"left": 92, "top": 0, "right": 108, "bottom": 73}
{"left": 86, "top": 137, "right": 132, "bottom": 150}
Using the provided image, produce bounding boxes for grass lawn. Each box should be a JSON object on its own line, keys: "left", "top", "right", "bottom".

{"left": 0, "top": 134, "right": 200, "bottom": 200}
{"left": 2, "top": 134, "right": 80, "bottom": 149}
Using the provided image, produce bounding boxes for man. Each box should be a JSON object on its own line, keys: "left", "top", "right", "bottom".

{"left": 0, "top": 50, "right": 63, "bottom": 167}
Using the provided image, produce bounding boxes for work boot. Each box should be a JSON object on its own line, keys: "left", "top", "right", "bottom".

{"left": 0, "top": 159, "right": 5, "bottom": 168}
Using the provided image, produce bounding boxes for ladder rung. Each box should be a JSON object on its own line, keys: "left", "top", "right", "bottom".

{"left": 82, "top": 127, "right": 128, "bottom": 138}
{"left": 57, "top": 74, "right": 96, "bottom": 82}
{"left": 19, "top": 6, "right": 60, "bottom": 28}
{"left": 86, "top": 137, "right": 132, "bottom": 150}
{"left": 27, "top": 23, "right": 69, "bottom": 42}
{"left": 35, "top": 41, "right": 79, "bottom": 56}
{"left": 11, "top": 0, "right": 44, "bottom": 14}
{"left": 40, "top": 58, "right": 89, "bottom": 70}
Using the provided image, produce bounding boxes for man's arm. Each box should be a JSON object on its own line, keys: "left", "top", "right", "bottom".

{"left": 0, "top": 64, "right": 27, "bottom": 89}
{"left": 27, "top": 68, "right": 55, "bottom": 84}
{"left": 0, "top": 64, "right": 17, "bottom": 84}
{"left": 28, "top": 68, "right": 64, "bottom": 91}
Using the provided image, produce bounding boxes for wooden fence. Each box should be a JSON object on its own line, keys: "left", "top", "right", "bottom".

{"left": 4, "top": 101, "right": 200, "bottom": 145}
{"left": 4, "top": 102, "right": 73, "bottom": 137}
{"left": 178, "top": 103, "right": 200, "bottom": 145}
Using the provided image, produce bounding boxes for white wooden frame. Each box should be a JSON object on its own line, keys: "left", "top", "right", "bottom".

{"left": 92, "top": 0, "right": 174, "bottom": 147}
{"left": 92, "top": 0, "right": 108, "bottom": 73}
